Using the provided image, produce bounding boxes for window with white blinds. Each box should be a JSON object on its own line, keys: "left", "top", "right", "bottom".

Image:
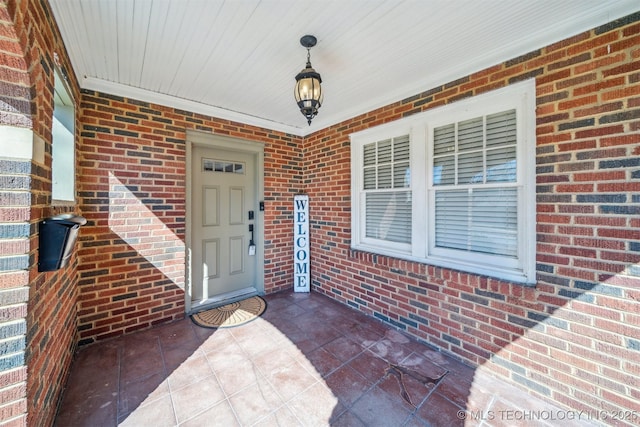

{"left": 351, "top": 80, "right": 536, "bottom": 284}
{"left": 363, "top": 135, "right": 411, "bottom": 244}
{"left": 433, "top": 110, "right": 518, "bottom": 257}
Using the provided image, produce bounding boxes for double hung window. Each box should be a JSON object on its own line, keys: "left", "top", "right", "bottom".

{"left": 351, "top": 80, "right": 536, "bottom": 283}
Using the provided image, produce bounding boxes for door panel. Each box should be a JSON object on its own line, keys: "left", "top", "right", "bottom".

{"left": 202, "top": 186, "right": 219, "bottom": 226}
{"left": 229, "top": 236, "right": 244, "bottom": 274}
{"left": 229, "top": 187, "right": 244, "bottom": 225}
{"left": 192, "top": 146, "right": 257, "bottom": 304}
{"left": 202, "top": 239, "right": 219, "bottom": 279}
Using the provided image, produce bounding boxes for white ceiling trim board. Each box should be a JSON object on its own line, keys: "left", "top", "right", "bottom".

{"left": 307, "top": 1, "right": 640, "bottom": 133}
{"left": 61, "top": 1, "right": 640, "bottom": 138}
{"left": 82, "top": 77, "right": 305, "bottom": 137}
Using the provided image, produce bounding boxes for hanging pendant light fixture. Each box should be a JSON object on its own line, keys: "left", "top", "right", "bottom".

{"left": 294, "top": 35, "right": 323, "bottom": 126}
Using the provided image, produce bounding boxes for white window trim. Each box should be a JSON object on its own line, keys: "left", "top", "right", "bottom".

{"left": 350, "top": 79, "right": 536, "bottom": 284}
{"left": 351, "top": 121, "right": 414, "bottom": 257}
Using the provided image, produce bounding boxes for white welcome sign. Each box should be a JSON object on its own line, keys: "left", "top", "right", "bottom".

{"left": 294, "top": 194, "right": 310, "bottom": 292}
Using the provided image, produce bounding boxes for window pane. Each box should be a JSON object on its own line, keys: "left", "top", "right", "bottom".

{"left": 366, "top": 191, "right": 412, "bottom": 243}
{"left": 394, "top": 135, "right": 410, "bottom": 161}
{"left": 458, "top": 117, "right": 483, "bottom": 152}
{"left": 52, "top": 116, "right": 75, "bottom": 201}
{"left": 435, "top": 188, "right": 517, "bottom": 257}
{"left": 486, "top": 147, "right": 516, "bottom": 182}
{"left": 364, "top": 143, "right": 376, "bottom": 166}
{"left": 394, "top": 162, "right": 410, "bottom": 188}
{"left": 433, "top": 156, "right": 454, "bottom": 185}
{"left": 434, "top": 124, "right": 455, "bottom": 156}
{"left": 459, "top": 152, "right": 484, "bottom": 184}
{"left": 434, "top": 109, "right": 517, "bottom": 187}
{"left": 378, "top": 164, "right": 392, "bottom": 189}
{"left": 487, "top": 109, "right": 516, "bottom": 148}
{"left": 471, "top": 188, "right": 517, "bottom": 256}
{"left": 378, "top": 140, "right": 392, "bottom": 163}
{"left": 52, "top": 68, "right": 75, "bottom": 202}
{"left": 364, "top": 167, "right": 376, "bottom": 189}
{"left": 435, "top": 190, "right": 470, "bottom": 250}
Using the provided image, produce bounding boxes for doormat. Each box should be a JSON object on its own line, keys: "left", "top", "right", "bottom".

{"left": 191, "top": 296, "right": 267, "bottom": 329}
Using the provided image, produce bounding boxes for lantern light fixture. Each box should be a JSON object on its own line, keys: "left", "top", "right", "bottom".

{"left": 294, "top": 35, "right": 323, "bottom": 126}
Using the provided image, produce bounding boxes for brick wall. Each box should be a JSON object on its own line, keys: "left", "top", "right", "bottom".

{"left": 76, "top": 92, "right": 302, "bottom": 344}
{"left": 0, "top": 1, "right": 30, "bottom": 423}
{"left": 2, "top": 2, "right": 639, "bottom": 425}
{"left": 0, "top": 0, "right": 81, "bottom": 426}
{"left": 305, "top": 12, "right": 640, "bottom": 421}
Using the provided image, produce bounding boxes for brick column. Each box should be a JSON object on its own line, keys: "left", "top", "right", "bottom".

{"left": 0, "top": 1, "right": 33, "bottom": 424}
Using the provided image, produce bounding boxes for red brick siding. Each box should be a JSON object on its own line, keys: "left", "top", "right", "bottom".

{"left": 76, "top": 93, "right": 302, "bottom": 344}
{"left": 0, "top": 2, "right": 30, "bottom": 128}
{"left": 3, "top": 2, "right": 640, "bottom": 425}
{"left": 305, "top": 12, "right": 640, "bottom": 420}
{"left": 1, "top": 0, "right": 82, "bottom": 426}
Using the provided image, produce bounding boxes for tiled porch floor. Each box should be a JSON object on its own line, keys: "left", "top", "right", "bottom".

{"left": 55, "top": 290, "right": 584, "bottom": 426}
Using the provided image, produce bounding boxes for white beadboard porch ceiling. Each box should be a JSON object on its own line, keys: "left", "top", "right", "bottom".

{"left": 50, "top": 0, "right": 639, "bottom": 137}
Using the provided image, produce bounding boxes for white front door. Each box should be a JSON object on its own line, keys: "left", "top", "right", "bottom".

{"left": 191, "top": 144, "right": 258, "bottom": 309}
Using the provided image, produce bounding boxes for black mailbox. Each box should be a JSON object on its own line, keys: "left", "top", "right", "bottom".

{"left": 38, "top": 214, "right": 87, "bottom": 272}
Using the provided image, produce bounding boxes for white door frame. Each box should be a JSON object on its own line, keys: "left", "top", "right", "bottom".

{"left": 185, "top": 130, "right": 265, "bottom": 314}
